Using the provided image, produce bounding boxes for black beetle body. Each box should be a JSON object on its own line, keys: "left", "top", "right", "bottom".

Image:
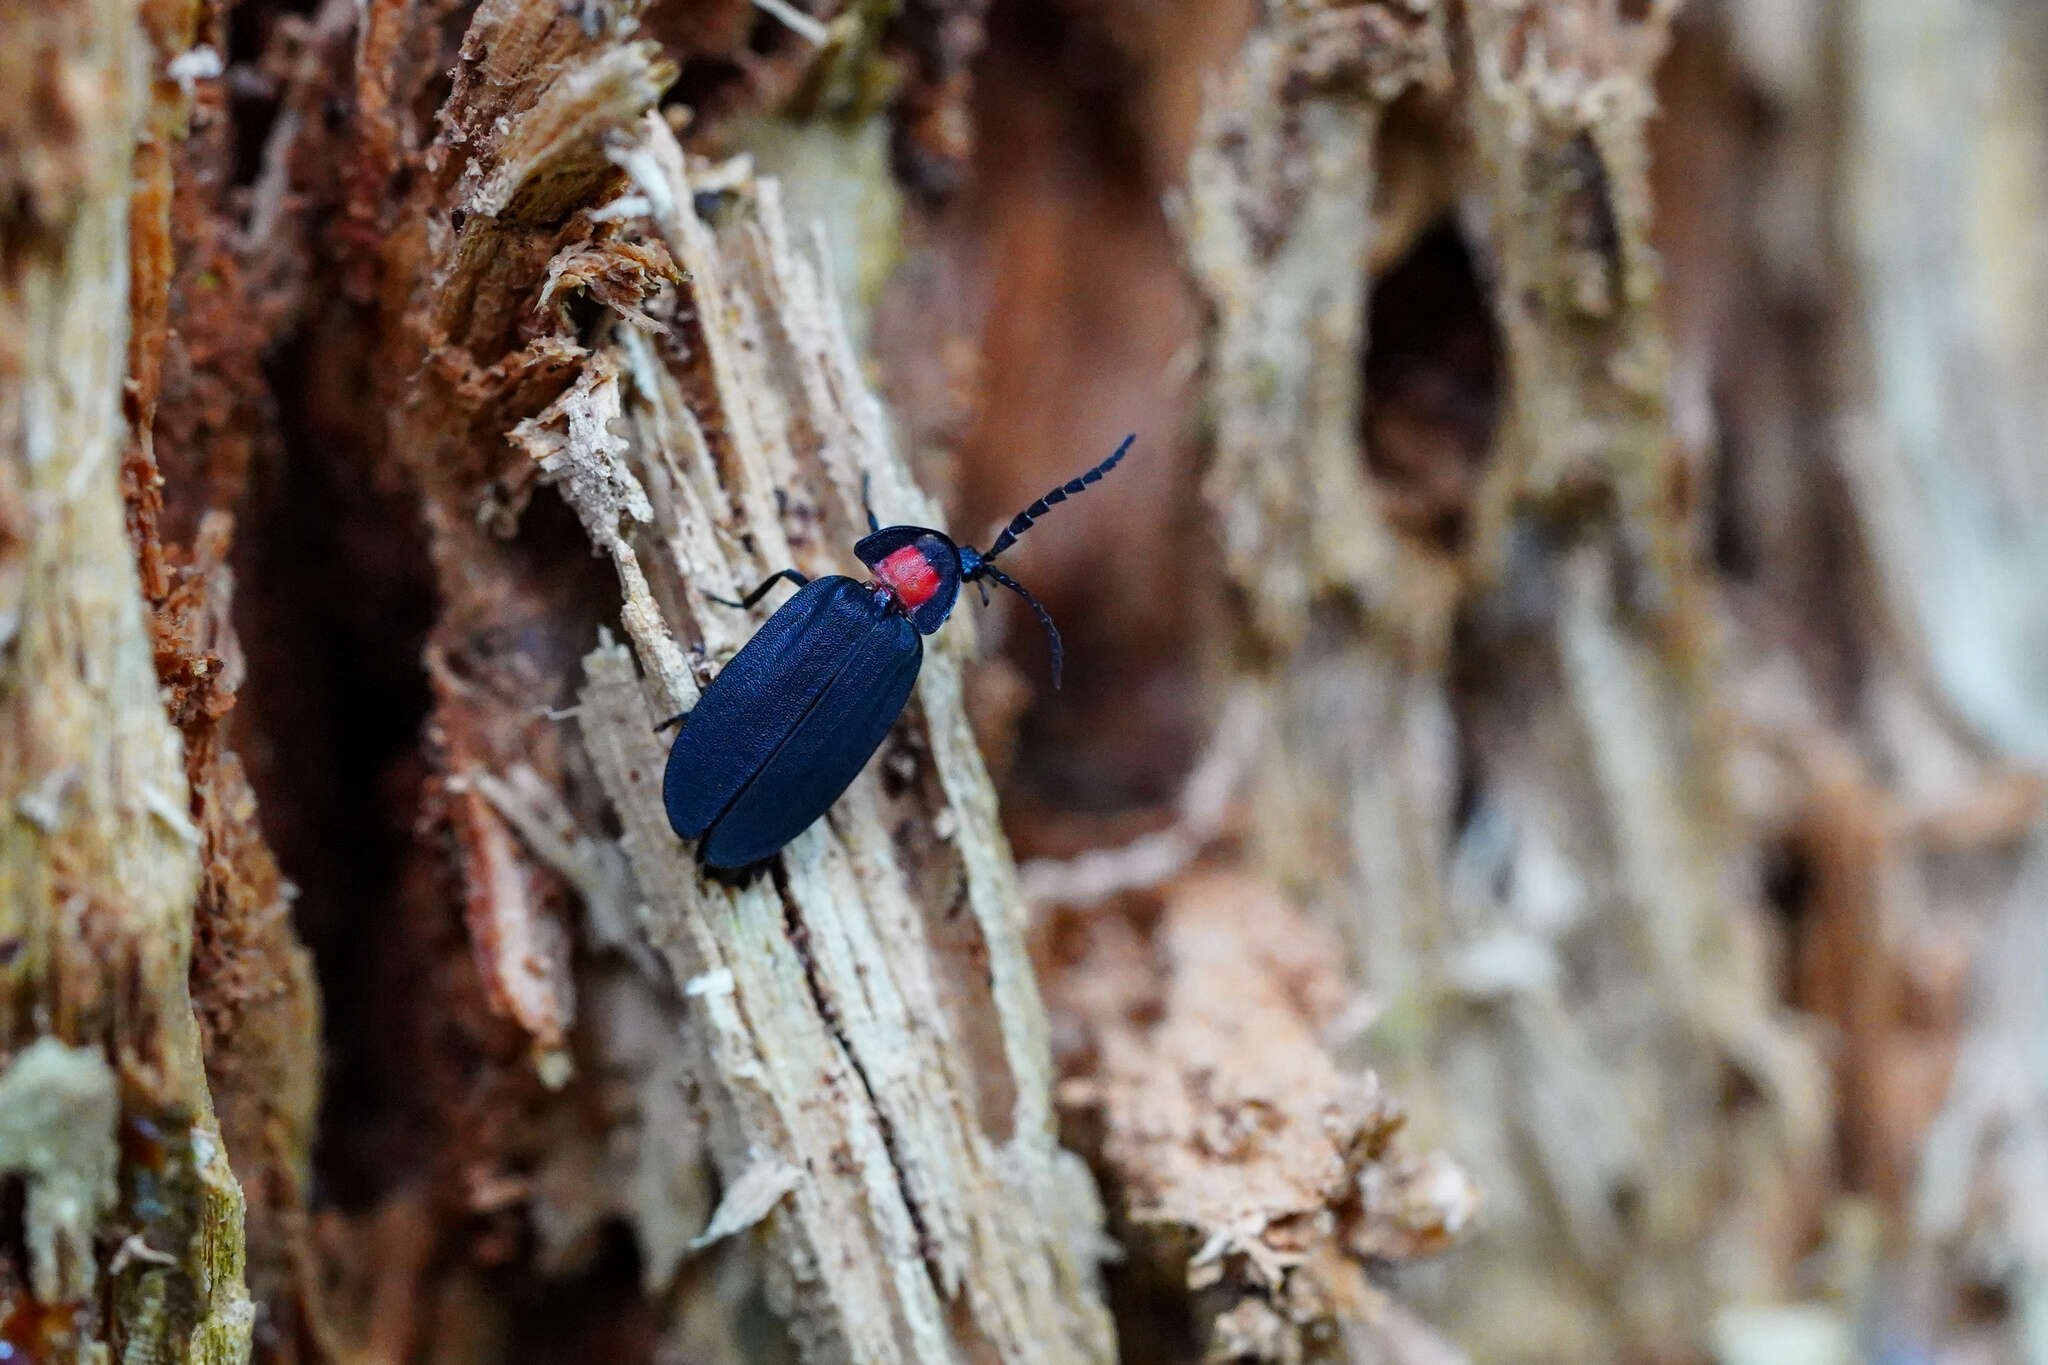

{"left": 663, "top": 436, "right": 1132, "bottom": 870}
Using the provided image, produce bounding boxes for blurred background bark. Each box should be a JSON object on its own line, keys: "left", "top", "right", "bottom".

{"left": 5, "top": 0, "right": 2048, "bottom": 1362}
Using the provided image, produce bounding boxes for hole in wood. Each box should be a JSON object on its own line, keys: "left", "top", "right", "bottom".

{"left": 1362, "top": 218, "right": 1502, "bottom": 553}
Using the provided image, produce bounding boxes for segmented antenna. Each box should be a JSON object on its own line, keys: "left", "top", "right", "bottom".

{"left": 981, "top": 433, "right": 1133, "bottom": 564}
{"left": 976, "top": 563, "right": 1066, "bottom": 689}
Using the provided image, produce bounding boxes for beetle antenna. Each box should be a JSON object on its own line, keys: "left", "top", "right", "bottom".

{"left": 975, "top": 564, "right": 1065, "bottom": 689}
{"left": 980, "top": 434, "right": 1133, "bottom": 564}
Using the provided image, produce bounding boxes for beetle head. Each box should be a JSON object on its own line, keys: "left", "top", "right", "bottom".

{"left": 857, "top": 434, "right": 1132, "bottom": 689}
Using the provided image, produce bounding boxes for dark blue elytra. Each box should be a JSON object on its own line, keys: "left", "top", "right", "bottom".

{"left": 664, "top": 435, "right": 1133, "bottom": 870}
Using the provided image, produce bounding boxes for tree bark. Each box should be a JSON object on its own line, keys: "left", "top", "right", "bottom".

{"left": 9, "top": 0, "right": 2048, "bottom": 1362}
{"left": 567, "top": 121, "right": 1119, "bottom": 1363}
{"left": 1178, "top": 5, "right": 1828, "bottom": 1359}
{"left": 1, "top": 0, "right": 256, "bottom": 1357}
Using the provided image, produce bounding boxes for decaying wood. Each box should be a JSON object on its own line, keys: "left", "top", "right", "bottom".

{"left": 1045, "top": 872, "right": 1475, "bottom": 1364}
{"left": 1835, "top": 1, "right": 2048, "bottom": 765}
{"left": 0, "top": 0, "right": 254, "bottom": 1355}
{"left": 18, "top": 0, "right": 2048, "bottom": 1356}
{"left": 1183, "top": 2, "right": 1828, "bottom": 1359}
{"left": 127, "top": 0, "right": 327, "bottom": 1339}
{"left": 1828, "top": 1, "right": 2048, "bottom": 1338}
{"left": 567, "top": 120, "right": 1118, "bottom": 1363}
{"left": 1186, "top": 0, "right": 1455, "bottom": 649}
{"left": 309, "top": 0, "right": 1119, "bottom": 1346}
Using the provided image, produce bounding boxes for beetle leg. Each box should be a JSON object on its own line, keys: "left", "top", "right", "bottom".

{"left": 709, "top": 568, "right": 810, "bottom": 609}
{"left": 653, "top": 710, "right": 690, "bottom": 735}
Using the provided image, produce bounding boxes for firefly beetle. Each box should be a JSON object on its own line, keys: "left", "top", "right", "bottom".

{"left": 663, "top": 435, "right": 1133, "bottom": 870}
